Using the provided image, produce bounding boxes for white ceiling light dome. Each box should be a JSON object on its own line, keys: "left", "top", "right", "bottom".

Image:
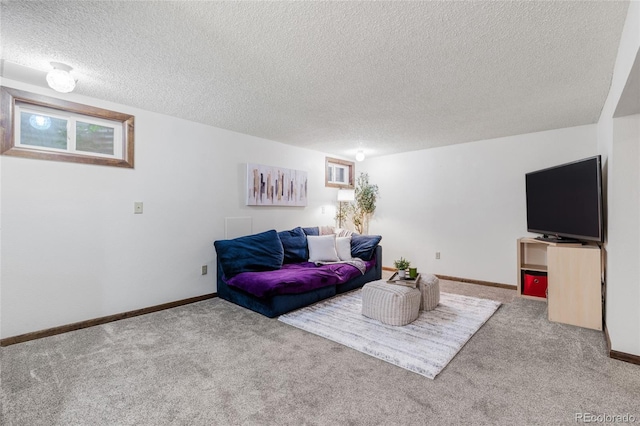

{"left": 46, "top": 62, "right": 76, "bottom": 93}
{"left": 355, "top": 150, "right": 365, "bottom": 162}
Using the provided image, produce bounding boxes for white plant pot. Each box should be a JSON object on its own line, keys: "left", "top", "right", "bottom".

{"left": 397, "top": 270, "right": 406, "bottom": 279}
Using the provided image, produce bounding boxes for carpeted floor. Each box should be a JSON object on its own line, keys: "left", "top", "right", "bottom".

{"left": 1, "top": 279, "right": 639, "bottom": 425}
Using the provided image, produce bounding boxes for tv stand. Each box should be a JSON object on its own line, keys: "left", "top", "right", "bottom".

{"left": 517, "top": 237, "right": 602, "bottom": 330}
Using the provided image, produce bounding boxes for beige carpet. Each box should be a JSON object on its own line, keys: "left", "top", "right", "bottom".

{"left": 2, "top": 278, "right": 638, "bottom": 425}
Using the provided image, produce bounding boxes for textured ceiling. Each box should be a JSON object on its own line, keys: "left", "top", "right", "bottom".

{"left": 0, "top": 1, "right": 630, "bottom": 160}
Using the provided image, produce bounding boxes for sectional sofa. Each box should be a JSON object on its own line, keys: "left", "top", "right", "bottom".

{"left": 214, "top": 227, "right": 382, "bottom": 317}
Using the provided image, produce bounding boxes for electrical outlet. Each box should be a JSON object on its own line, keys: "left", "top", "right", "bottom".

{"left": 321, "top": 206, "right": 326, "bottom": 214}
{"left": 134, "top": 202, "right": 143, "bottom": 214}
{"left": 436, "top": 252, "right": 441, "bottom": 260}
{"left": 201, "top": 265, "right": 208, "bottom": 275}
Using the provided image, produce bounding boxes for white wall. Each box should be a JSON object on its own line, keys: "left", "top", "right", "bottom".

{"left": 597, "top": 1, "right": 640, "bottom": 356}
{"left": 360, "top": 125, "right": 597, "bottom": 286}
{"left": 608, "top": 114, "right": 640, "bottom": 355}
{"left": 0, "top": 79, "right": 338, "bottom": 339}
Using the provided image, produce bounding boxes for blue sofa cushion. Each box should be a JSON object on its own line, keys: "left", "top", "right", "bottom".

{"left": 278, "top": 227, "right": 308, "bottom": 263}
{"left": 214, "top": 229, "right": 284, "bottom": 278}
{"left": 351, "top": 234, "right": 382, "bottom": 261}
{"left": 302, "top": 226, "right": 319, "bottom": 236}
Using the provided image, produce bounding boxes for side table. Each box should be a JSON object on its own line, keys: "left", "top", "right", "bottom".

{"left": 418, "top": 274, "right": 440, "bottom": 311}
{"left": 362, "top": 280, "right": 421, "bottom": 326}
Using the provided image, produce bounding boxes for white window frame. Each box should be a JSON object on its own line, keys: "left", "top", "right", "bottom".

{"left": 1, "top": 87, "right": 134, "bottom": 168}
{"left": 328, "top": 163, "right": 349, "bottom": 185}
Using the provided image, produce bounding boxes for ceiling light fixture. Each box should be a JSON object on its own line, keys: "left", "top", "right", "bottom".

{"left": 355, "top": 150, "right": 365, "bottom": 162}
{"left": 46, "top": 62, "right": 76, "bottom": 93}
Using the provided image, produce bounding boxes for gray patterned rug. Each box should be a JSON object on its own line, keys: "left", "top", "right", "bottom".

{"left": 278, "top": 290, "right": 501, "bottom": 379}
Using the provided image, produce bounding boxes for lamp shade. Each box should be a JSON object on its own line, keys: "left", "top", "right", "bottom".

{"left": 337, "top": 189, "right": 355, "bottom": 201}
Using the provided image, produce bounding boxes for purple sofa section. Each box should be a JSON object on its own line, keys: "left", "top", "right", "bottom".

{"left": 225, "top": 258, "right": 377, "bottom": 298}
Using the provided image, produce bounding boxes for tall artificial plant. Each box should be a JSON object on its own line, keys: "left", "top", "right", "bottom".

{"left": 349, "top": 172, "right": 379, "bottom": 234}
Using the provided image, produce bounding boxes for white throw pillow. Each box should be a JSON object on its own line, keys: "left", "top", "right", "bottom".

{"left": 307, "top": 235, "right": 339, "bottom": 262}
{"left": 336, "top": 236, "right": 352, "bottom": 261}
{"left": 334, "top": 228, "right": 355, "bottom": 237}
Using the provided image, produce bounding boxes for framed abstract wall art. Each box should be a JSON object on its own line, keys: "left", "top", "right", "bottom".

{"left": 246, "top": 163, "right": 308, "bottom": 206}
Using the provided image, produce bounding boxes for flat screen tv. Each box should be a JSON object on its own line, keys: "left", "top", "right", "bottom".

{"left": 525, "top": 155, "right": 603, "bottom": 243}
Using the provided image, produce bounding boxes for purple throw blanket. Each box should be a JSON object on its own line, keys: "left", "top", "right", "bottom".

{"left": 225, "top": 258, "right": 376, "bottom": 298}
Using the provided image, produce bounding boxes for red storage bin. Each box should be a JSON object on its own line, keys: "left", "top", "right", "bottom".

{"left": 523, "top": 271, "right": 548, "bottom": 298}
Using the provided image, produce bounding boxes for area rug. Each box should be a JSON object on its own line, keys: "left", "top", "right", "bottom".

{"left": 278, "top": 290, "right": 501, "bottom": 379}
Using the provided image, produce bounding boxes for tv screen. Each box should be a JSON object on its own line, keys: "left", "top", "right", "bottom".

{"left": 525, "top": 156, "right": 603, "bottom": 243}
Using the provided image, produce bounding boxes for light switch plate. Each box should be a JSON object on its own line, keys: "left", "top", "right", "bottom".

{"left": 134, "top": 202, "right": 143, "bottom": 214}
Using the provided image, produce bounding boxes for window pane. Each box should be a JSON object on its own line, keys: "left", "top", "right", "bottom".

{"left": 336, "top": 167, "right": 345, "bottom": 183}
{"left": 20, "top": 112, "right": 68, "bottom": 149}
{"left": 76, "top": 121, "right": 115, "bottom": 155}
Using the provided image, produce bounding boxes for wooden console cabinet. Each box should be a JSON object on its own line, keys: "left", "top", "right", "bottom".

{"left": 517, "top": 238, "right": 603, "bottom": 330}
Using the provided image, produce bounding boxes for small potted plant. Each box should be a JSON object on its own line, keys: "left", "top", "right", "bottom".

{"left": 394, "top": 257, "right": 411, "bottom": 279}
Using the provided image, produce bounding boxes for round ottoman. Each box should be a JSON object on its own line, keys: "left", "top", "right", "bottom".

{"left": 361, "top": 280, "right": 421, "bottom": 326}
{"left": 418, "top": 274, "right": 440, "bottom": 311}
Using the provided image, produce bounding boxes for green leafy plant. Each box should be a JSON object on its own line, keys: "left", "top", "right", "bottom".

{"left": 349, "top": 172, "right": 379, "bottom": 234}
{"left": 393, "top": 257, "right": 411, "bottom": 270}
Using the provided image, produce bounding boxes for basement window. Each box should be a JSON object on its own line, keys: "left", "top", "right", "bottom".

{"left": 1, "top": 87, "right": 134, "bottom": 168}
{"left": 325, "top": 157, "right": 355, "bottom": 189}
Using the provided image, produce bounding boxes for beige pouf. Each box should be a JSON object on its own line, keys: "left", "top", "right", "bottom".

{"left": 418, "top": 274, "right": 440, "bottom": 311}
{"left": 361, "top": 280, "right": 421, "bottom": 326}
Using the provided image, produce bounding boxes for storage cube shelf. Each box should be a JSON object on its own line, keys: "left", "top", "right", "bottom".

{"left": 516, "top": 237, "right": 603, "bottom": 331}
{"left": 517, "top": 238, "right": 552, "bottom": 301}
